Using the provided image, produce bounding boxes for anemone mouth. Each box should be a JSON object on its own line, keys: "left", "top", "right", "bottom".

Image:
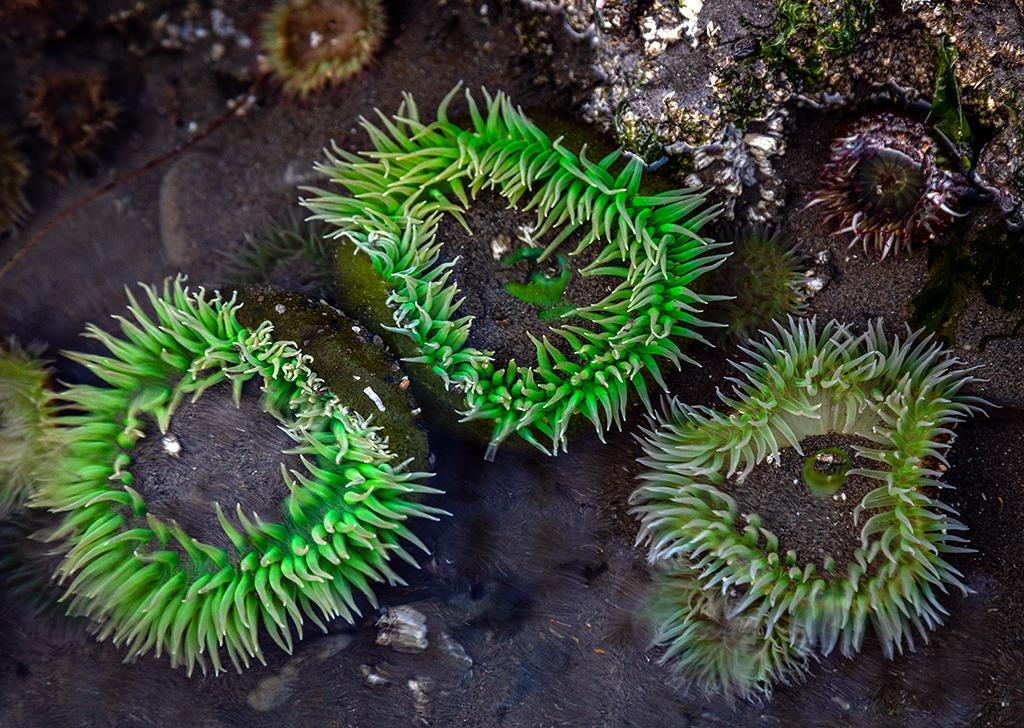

{"left": 433, "top": 189, "right": 620, "bottom": 366}
{"left": 128, "top": 379, "right": 299, "bottom": 553}
{"left": 303, "top": 86, "right": 728, "bottom": 458}
{"left": 732, "top": 433, "right": 883, "bottom": 572}
{"left": 264, "top": 0, "right": 385, "bottom": 96}
{"left": 633, "top": 317, "right": 986, "bottom": 694}
{"left": 281, "top": 0, "right": 370, "bottom": 67}
{"left": 851, "top": 147, "right": 926, "bottom": 222}
{"left": 32, "top": 277, "right": 446, "bottom": 676}
{"left": 0, "top": 337, "right": 53, "bottom": 517}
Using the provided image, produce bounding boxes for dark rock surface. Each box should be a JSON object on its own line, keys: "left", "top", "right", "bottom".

{"left": 0, "top": 1, "right": 1022, "bottom": 727}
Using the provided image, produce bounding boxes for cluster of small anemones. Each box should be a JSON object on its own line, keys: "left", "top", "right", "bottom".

{"left": 808, "top": 112, "right": 970, "bottom": 259}
{"left": 632, "top": 317, "right": 985, "bottom": 698}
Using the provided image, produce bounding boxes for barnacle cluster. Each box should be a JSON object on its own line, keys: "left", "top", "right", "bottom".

{"left": 808, "top": 113, "right": 969, "bottom": 259}
{"left": 714, "top": 226, "right": 806, "bottom": 341}
{"left": 304, "top": 86, "right": 728, "bottom": 459}
{"left": 262, "top": 0, "right": 386, "bottom": 97}
{"left": 32, "top": 277, "right": 446, "bottom": 675}
{"left": 24, "top": 72, "right": 120, "bottom": 177}
{"left": 0, "top": 130, "right": 30, "bottom": 234}
{"left": 632, "top": 317, "right": 984, "bottom": 697}
{"left": 0, "top": 337, "right": 53, "bottom": 517}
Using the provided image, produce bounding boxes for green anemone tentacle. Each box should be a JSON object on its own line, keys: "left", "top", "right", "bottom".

{"left": 304, "top": 85, "right": 730, "bottom": 459}
{"left": 633, "top": 317, "right": 986, "bottom": 694}
{"left": 1, "top": 337, "right": 54, "bottom": 516}
{"left": 649, "top": 559, "right": 813, "bottom": 701}
{"left": 32, "top": 276, "right": 447, "bottom": 676}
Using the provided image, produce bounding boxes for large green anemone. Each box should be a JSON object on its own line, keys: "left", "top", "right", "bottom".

{"left": 1, "top": 336, "right": 54, "bottom": 517}
{"left": 304, "top": 86, "right": 728, "bottom": 459}
{"left": 649, "top": 559, "right": 812, "bottom": 700}
{"left": 633, "top": 317, "right": 985, "bottom": 681}
{"left": 32, "top": 277, "right": 446, "bottom": 675}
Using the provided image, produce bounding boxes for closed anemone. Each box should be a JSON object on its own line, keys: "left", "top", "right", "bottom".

{"left": 31, "top": 277, "right": 447, "bottom": 675}
{"left": 632, "top": 317, "right": 986, "bottom": 693}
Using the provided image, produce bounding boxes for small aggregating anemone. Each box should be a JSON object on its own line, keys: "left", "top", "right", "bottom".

{"left": 632, "top": 317, "right": 985, "bottom": 697}
{"left": 714, "top": 226, "right": 807, "bottom": 341}
{"left": 304, "top": 85, "right": 728, "bottom": 459}
{"left": 24, "top": 72, "right": 121, "bottom": 178}
{"left": 262, "top": 0, "right": 386, "bottom": 97}
{"left": 31, "top": 277, "right": 447, "bottom": 675}
{"left": 0, "top": 130, "right": 31, "bottom": 234}
{"left": 0, "top": 336, "right": 54, "bottom": 517}
{"left": 807, "top": 112, "right": 970, "bottom": 259}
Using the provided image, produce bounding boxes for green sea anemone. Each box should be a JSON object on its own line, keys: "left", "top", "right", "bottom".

{"left": 221, "top": 217, "right": 336, "bottom": 297}
{"left": 262, "top": 0, "right": 386, "bottom": 97}
{"left": 1, "top": 337, "right": 53, "bottom": 517}
{"left": 649, "top": 559, "right": 812, "bottom": 700}
{"left": 32, "top": 276, "right": 446, "bottom": 675}
{"left": 633, "top": 317, "right": 985, "bottom": 667}
{"left": 304, "top": 86, "right": 728, "bottom": 459}
{"left": 0, "top": 130, "right": 30, "bottom": 235}
{"left": 715, "top": 226, "right": 806, "bottom": 340}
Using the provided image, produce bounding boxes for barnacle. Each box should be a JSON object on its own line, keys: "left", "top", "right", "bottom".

{"left": 221, "top": 217, "right": 335, "bottom": 298}
{"left": 633, "top": 317, "right": 985, "bottom": 693}
{"left": 24, "top": 72, "right": 121, "bottom": 177}
{"left": 304, "top": 85, "right": 728, "bottom": 459}
{"left": 807, "top": 112, "right": 969, "bottom": 259}
{"left": 262, "top": 0, "right": 386, "bottom": 97}
{"left": 31, "top": 277, "right": 446, "bottom": 675}
{"left": 715, "top": 226, "right": 806, "bottom": 340}
{"left": 0, "top": 337, "right": 53, "bottom": 517}
{"left": 0, "top": 129, "right": 31, "bottom": 234}
{"left": 649, "top": 559, "right": 812, "bottom": 701}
